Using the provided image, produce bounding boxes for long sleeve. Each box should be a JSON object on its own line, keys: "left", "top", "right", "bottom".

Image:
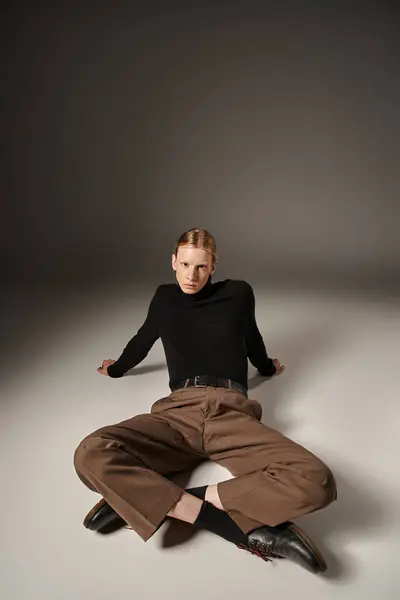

{"left": 245, "top": 284, "right": 276, "bottom": 377}
{"left": 107, "top": 287, "right": 161, "bottom": 378}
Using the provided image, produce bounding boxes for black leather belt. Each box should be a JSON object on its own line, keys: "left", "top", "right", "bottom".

{"left": 170, "top": 375, "right": 247, "bottom": 397}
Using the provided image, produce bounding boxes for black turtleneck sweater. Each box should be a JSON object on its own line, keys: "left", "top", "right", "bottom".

{"left": 107, "top": 277, "right": 276, "bottom": 389}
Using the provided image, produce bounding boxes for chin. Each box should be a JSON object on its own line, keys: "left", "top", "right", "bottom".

{"left": 181, "top": 283, "right": 200, "bottom": 293}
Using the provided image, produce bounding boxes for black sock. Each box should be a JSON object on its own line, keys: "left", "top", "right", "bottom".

{"left": 193, "top": 500, "right": 247, "bottom": 545}
{"left": 186, "top": 485, "right": 208, "bottom": 500}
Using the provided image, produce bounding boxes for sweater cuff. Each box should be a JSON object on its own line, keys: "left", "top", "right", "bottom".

{"left": 258, "top": 360, "right": 276, "bottom": 377}
{"left": 107, "top": 363, "right": 125, "bottom": 378}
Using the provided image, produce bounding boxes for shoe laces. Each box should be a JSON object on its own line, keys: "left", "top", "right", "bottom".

{"left": 237, "top": 539, "right": 278, "bottom": 563}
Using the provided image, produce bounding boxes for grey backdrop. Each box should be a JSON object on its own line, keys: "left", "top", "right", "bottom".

{"left": 3, "top": 0, "right": 399, "bottom": 288}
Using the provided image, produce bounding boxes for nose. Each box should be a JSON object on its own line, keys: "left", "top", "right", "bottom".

{"left": 186, "top": 268, "right": 197, "bottom": 281}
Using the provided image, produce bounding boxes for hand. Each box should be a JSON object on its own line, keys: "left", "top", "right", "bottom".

{"left": 97, "top": 359, "right": 116, "bottom": 376}
{"left": 272, "top": 358, "right": 286, "bottom": 376}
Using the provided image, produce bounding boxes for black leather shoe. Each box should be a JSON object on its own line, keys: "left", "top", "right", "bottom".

{"left": 238, "top": 521, "right": 327, "bottom": 574}
{"left": 83, "top": 486, "right": 208, "bottom": 532}
{"left": 83, "top": 498, "right": 124, "bottom": 531}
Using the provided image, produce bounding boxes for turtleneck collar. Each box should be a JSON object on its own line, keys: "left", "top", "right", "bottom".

{"left": 176, "top": 275, "right": 214, "bottom": 302}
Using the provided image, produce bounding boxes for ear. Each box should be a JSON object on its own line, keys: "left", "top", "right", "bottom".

{"left": 172, "top": 253, "right": 177, "bottom": 271}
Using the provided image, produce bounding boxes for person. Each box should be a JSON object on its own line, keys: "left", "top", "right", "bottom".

{"left": 73, "top": 228, "right": 337, "bottom": 574}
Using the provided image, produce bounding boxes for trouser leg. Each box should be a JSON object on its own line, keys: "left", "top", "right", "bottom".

{"left": 205, "top": 388, "right": 337, "bottom": 533}
{"left": 73, "top": 411, "right": 203, "bottom": 541}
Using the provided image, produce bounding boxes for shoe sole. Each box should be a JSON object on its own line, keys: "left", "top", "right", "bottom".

{"left": 83, "top": 498, "right": 108, "bottom": 529}
{"left": 287, "top": 522, "right": 327, "bottom": 572}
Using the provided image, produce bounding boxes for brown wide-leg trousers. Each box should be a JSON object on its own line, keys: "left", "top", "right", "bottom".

{"left": 74, "top": 386, "right": 337, "bottom": 541}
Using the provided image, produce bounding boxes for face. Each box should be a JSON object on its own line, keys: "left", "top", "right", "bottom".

{"left": 172, "top": 245, "right": 215, "bottom": 294}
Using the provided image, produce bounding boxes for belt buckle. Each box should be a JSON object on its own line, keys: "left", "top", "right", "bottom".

{"left": 194, "top": 375, "right": 207, "bottom": 387}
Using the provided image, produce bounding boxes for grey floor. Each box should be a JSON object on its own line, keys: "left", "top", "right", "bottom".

{"left": 2, "top": 282, "right": 400, "bottom": 600}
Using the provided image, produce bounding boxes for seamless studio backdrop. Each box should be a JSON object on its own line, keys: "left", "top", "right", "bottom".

{"left": 2, "top": 2, "right": 400, "bottom": 600}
